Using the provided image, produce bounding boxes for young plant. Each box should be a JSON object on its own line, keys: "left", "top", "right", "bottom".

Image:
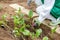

{"left": 50, "top": 22, "right": 57, "bottom": 34}
{"left": 35, "top": 29, "right": 42, "bottom": 37}
{"left": 13, "top": 24, "right": 31, "bottom": 37}
{"left": 12, "top": 11, "right": 25, "bottom": 27}
{"left": 28, "top": 10, "right": 33, "bottom": 18}
{"left": 30, "top": 29, "right": 42, "bottom": 40}
{"left": 51, "top": 26, "right": 57, "bottom": 34}
{"left": 22, "top": 29, "right": 31, "bottom": 36}
{"left": 0, "top": 21, "right": 3, "bottom": 25}
{"left": 43, "top": 36, "right": 49, "bottom": 40}
{"left": 2, "top": 14, "right": 7, "bottom": 21}
{"left": 13, "top": 27, "right": 20, "bottom": 37}
{"left": 15, "top": 8, "right": 21, "bottom": 14}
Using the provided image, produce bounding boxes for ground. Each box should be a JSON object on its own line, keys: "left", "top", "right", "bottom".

{"left": 0, "top": 0, "right": 60, "bottom": 40}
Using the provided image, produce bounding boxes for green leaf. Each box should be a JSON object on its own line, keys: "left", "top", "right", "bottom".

{"left": 14, "top": 27, "right": 19, "bottom": 30}
{"left": 35, "top": 29, "right": 42, "bottom": 37}
{"left": 15, "top": 8, "right": 21, "bottom": 14}
{"left": 51, "top": 27, "right": 57, "bottom": 33}
{"left": 15, "top": 32, "right": 20, "bottom": 36}
{"left": 35, "top": 20, "right": 41, "bottom": 26}
{"left": 13, "top": 29, "right": 18, "bottom": 33}
{"left": 22, "top": 29, "right": 30, "bottom": 36}
{"left": 13, "top": 27, "right": 20, "bottom": 36}
{"left": 29, "top": 10, "right": 33, "bottom": 18}
{"left": 13, "top": 27, "right": 19, "bottom": 33}
{"left": 31, "top": 32, "right": 35, "bottom": 39}
{"left": 26, "top": 25, "right": 30, "bottom": 28}
{"left": 12, "top": 15, "right": 19, "bottom": 19}
{"left": 43, "top": 36, "right": 48, "bottom": 40}
{"left": 14, "top": 19, "right": 19, "bottom": 25}
{"left": 19, "top": 18, "right": 25, "bottom": 25}
{"left": 13, "top": 16, "right": 20, "bottom": 25}
{"left": 0, "top": 21, "right": 3, "bottom": 25}
{"left": 19, "top": 24, "right": 25, "bottom": 32}
{"left": 2, "top": 14, "right": 7, "bottom": 19}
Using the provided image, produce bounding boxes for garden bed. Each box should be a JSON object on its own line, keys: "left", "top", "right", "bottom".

{"left": 0, "top": 0, "right": 60, "bottom": 40}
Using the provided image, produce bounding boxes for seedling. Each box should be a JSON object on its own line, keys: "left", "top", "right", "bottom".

{"left": 50, "top": 22, "right": 57, "bottom": 34}
{"left": 35, "top": 29, "right": 42, "bottom": 37}
{"left": 13, "top": 27, "right": 20, "bottom": 37}
{"left": 43, "top": 36, "right": 48, "bottom": 40}
{"left": 15, "top": 8, "right": 21, "bottom": 14}
{"left": 28, "top": 10, "right": 33, "bottom": 18}
{"left": 51, "top": 26, "right": 57, "bottom": 34}
{"left": 0, "top": 21, "right": 3, "bottom": 25}
{"left": 13, "top": 25, "right": 30, "bottom": 37}
{"left": 22, "top": 29, "right": 30, "bottom": 36}
{"left": 2, "top": 14, "right": 7, "bottom": 20}
{"left": 29, "top": 29, "right": 42, "bottom": 40}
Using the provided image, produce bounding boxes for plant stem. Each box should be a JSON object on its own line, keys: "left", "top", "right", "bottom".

{"left": 21, "top": 35, "right": 26, "bottom": 40}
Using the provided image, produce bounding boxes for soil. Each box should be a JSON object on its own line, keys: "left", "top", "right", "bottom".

{"left": 0, "top": 0, "right": 60, "bottom": 40}
{"left": 0, "top": 28, "right": 16, "bottom": 40}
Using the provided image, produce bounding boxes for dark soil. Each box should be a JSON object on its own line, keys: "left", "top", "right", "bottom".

{"left": 0, "top": 28, "right": 16, "bottom": 40}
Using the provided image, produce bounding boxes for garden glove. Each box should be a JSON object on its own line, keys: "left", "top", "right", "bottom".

{"left": 36, "top": 0, "right": 56, "bottom": 23}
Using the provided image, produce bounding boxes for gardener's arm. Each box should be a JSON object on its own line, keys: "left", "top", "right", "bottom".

{"left": 36, "top": 0, "right": 55, "bottom": 22}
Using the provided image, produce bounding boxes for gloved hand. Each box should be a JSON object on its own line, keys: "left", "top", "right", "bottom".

{"left": 36, "top": 0, "right": 56, "bottom": 23}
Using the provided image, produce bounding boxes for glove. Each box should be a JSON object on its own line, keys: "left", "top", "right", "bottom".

{"left": 36, "top": 0, "right": 56, "bottom": 23}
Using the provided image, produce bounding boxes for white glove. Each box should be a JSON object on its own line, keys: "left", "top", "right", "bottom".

{"left": 36, "top": 0, "right": 56, "bottom": 23}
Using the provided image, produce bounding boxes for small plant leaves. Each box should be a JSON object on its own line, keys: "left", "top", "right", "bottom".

{"left": 0, "top": 21, "right": 3, "bottom": 25}
{"left": 19, "top": 18, "right": 25, "bottom": 25}
{"left": 29, "top": 10, "right": 33, "bottom": 18}
{"left": 31, "top": 32, "right": 35, "bottom": 39}
{"left": 13, "top": 27, "right": 19, "bottom": 33}
{"left": 35, "top": 20, "right": 41, "bottom": 26}
{"left": 51, "top": 27, "right": 57, "bottom": 34}
{"left": 19, "top": 24, "right": 25, "bottom": 32}
{"left": 35, "top": 29, "right": 42, "bottom": 37}
{"left": 2, "top": 14, "right": 7, "bottom": 19}
{"left": 22, "top": 29, "right": 30, "bottom": 36}
{"left": 15, "top": 8, "right": 21, "bottom": 14}
{"left": 14, "top": 18, "right": 19, "bottom": 25}
{"left": 13, "top": 27, "right": 20, "bottom": 36}
{"left": 43, "top": 36, "right": 48, "bottom": 40}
